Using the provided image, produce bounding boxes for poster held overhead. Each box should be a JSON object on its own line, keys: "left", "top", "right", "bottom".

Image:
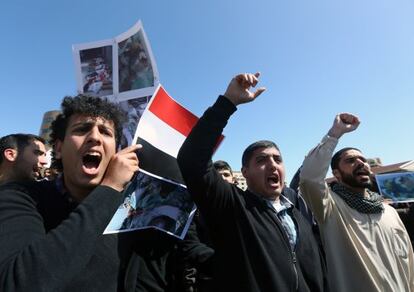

{"left": 73, "top": 39, "right": 114, "bottom": 98}
{"left": 116, "top": 20, "right": 159, "bottom": 101}
{"left": 73, "top": 20, "right": 159, "bottom": 101}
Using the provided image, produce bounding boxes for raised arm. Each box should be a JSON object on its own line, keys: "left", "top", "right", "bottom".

{"left": 177, "top": 73, "right": 265, "bottom": 216}
{"left": 299, "top": 113, "right": 360, "bottom": 222}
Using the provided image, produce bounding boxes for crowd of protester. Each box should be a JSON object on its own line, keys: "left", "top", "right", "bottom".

{"left": 0, "top": 72, "right": 413, "bottom": 292}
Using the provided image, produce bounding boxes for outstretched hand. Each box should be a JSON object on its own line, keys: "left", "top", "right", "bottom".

{"left": 328, "top": 113, "right": 360, "bottom": 139}
{"left": 224, "top": 72, "right": 266, "bottom": 106}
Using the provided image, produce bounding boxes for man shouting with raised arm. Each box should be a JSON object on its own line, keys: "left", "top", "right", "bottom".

{"left": 300, "top": 113, "right": 414, "bottom": 292}
{"left": 178, "top": 73, "right": 325, "bottom": 292}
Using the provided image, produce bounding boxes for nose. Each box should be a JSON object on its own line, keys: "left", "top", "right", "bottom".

{"left": 39, "top": 154, "right": 48, "bottom": 166}
{"left": 87, "top": 126, "right": 103, "bottom": 145}
{"left": 269, "top": 158, "right": 278, "bottom": 171}
{"left": 355, "top": 158, "right": 366, "bottom": 166}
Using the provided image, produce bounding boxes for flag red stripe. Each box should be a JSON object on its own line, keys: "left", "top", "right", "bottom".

{"left": 149, "top": 87, "right": 198, "bottom": 137}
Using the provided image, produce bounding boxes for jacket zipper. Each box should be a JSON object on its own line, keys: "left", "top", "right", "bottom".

{"left": 271, "top": 207, "right": 299, "bottom": 291}
{"left": 292, "top": 250, "right": 299, "bottom": 291}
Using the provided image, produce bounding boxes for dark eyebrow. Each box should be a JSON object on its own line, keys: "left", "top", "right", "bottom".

{"left": 98, "top": 124, "right": 115, "bottom": 134}
{"left": 34, "top": 149, "right": 46, "bottom": 155}
{"left": 70, "top": 121, "right": 95, "bottom": 129}
{"left": 344, "top": 155, "right": 366, "bottom": 162}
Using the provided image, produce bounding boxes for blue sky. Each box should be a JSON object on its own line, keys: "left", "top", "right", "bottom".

{"left": 1, "top": 0, "right": 413, "bottom": 181}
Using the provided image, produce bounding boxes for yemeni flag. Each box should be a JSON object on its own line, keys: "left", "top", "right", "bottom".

{"left": 134, "top": 85, "right": 224, "bottom": 185}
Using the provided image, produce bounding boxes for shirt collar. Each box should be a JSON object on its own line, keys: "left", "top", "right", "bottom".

{"left": 266, "top": 195, "right": 294, "bottom": 214}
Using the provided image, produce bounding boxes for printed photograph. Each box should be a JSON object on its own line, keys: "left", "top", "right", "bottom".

{"left": 118, "top": 30, "right": 155, "bottom": 93}
{"left": 104, "top": 172, "right": 195, "bottom": 238}
{"left": 118, "top": 96, "right": 151, "bottom": 149}
{"left": 376, "top": 172, "right": 414, "bottom": 203}
{"left": 79, "top": 46, "right": 113, "bottom": 97}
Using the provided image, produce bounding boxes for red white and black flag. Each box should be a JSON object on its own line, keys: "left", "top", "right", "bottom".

{"left": 134, "top": 85, "right": 224, "bottom": 185}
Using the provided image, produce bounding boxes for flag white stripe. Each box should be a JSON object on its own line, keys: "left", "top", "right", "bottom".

{"left": 136, "top": 109, "right": 186, "bottom": 158}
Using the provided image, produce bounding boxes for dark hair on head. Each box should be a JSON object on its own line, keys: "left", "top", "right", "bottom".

{"left": 242, "top": 140, "right": 280, "bottom": 167}
{"left": 50, "top": 94, "right": 126, "bottom": 171}
{"left": 0, "top": 133, "right": 45, "bottom": 164}
{"left": 331, "top": 147, "right": 362, "bottom": 170}
{"left": 213, "top": 160, "right": 233, "bottom": 174}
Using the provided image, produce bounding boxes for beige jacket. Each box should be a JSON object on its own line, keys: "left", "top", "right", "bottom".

{"left": 300, "top": 135, "right": 414, "bottom": 292}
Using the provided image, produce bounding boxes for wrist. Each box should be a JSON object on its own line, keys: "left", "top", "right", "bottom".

{"left": 327, "top": 128, "right": 342, "bottom": 139}
{"left": 223, "top": 93, "right": 239, "bottom": 106}
{"left": 101, "top": 179, "right": 123, "bottom": 192}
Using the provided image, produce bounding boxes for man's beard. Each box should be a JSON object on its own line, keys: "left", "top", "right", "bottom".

{"left": 338, "top": 168, "right": 373, "bottom": 190}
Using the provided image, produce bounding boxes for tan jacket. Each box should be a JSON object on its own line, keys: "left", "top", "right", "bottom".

{"left": 300, "top": 135, "right": 414, "bottom": 292}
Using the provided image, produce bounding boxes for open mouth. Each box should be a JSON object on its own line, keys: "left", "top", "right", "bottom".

{"left": 267, "top": 175, "right": 280, "bottom": 186}
{"left": 82, "top": 152, "right": 102, "bottom": 172}
{"left": 353, "top": 167, "right": 371, "bottom": 181}
{"left": 354, "top": 167, "right": 369, "bottom": 177}
{"left": 32, "top": 167, "right": 42, "bottom": 178}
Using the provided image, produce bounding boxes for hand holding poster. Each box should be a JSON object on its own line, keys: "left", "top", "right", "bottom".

{"left": 73, "top": 22, "right": 223, "bottom": 238}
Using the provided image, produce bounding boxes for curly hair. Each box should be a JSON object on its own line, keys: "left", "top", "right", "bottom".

{"left": 50, "top": 94, "right": 126, "bottom": 170}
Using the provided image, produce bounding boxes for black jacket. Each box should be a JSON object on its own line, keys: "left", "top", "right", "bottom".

{"left": 0, "top": 180, "right": 176, "bottom": 292}
{"left": 177, "top": 96, "right": 325, "bottom": 292}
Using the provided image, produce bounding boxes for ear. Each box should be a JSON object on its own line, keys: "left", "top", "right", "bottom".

{"left": 332, "top": 169, "right": 341, "bottom": 181}
{"left": 54, "top": 140, "right": 63, "bottom": 159}
{"left": 3, "top": 148, "right": 18, "bottom": 162}
{"left": 241, "top": 166, "right": 248, "bottom": 179}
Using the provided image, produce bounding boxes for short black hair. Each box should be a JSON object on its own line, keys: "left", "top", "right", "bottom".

{"left": 0, "top": 134, "right": 45, "bottom": 164}
{"left": 50, "top": 94, "right": 126, "bottom": 171}
{"left": 242, "top": 140, "right": 280, "bottom": 167}
{"left": 213, "top": 160, "right": 233, "bottom": 174}
{"left": 331, "top": 147, "right": 362, "bottom": 170}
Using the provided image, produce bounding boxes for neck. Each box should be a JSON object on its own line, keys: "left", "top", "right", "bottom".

{"left": 247, "top": 187, "right": 280, "bottom": 202}
{"left": 0, "top": 168, "right": 18, "bottom": 185}
{"left": 340, "top": 182, "right": 368, "bottom": 197}
{"left": 62, "top": 176, "right": 92, "bottom": 203}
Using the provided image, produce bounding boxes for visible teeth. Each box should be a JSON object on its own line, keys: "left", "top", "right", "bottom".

{"left": 85, "top": 152, "right": 101, "bottom": 157}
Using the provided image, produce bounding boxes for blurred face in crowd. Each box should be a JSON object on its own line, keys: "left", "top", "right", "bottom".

{"left": 242, "top": 146, "right": 285, "bottom": 200}
{"left": 14, "top": 139, "right": 47, "bottom": 181}
{"left": 333, "top": 149, "right": 373, "bottom": 193}
{"left": 218, "top": 169, "right": 234, "bottom": 184}
{"left": 55, "top": 114, "right": 116, "bottom": 199}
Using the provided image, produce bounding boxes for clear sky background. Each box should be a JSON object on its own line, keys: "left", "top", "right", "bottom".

{"left": 1, "top": 0, "right": 413, "bottom": 181}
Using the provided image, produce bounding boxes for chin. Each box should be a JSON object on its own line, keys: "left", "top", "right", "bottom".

{"left": 79, "top": 175, "right": 102, "bottom": 188}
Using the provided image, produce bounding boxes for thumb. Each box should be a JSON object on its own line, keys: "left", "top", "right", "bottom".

{"left": 253, "top": 87, "right": 266, "bottom": 99}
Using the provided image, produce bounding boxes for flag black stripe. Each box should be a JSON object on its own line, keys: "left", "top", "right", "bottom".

{"left": 136, "top": 137, "right": 185, "bottom": 185}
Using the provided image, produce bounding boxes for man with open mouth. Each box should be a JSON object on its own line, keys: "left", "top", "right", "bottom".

{"left": 300, "top": 113, "right": 414, "bottom": 292}
{"left": 0, "top": 95, "right": 156, "bottom": 291}
{"left": 0, "top": 133, "right": 47, "bottom": 184}
{"left": 178, "top": 73, "right": 325, "bottom": 292}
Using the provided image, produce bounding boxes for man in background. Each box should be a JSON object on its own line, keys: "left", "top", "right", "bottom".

{"left": 213, "top": 160, "right": 236, "bottom": 184}
{"left": 0, "top": 133, "right": 47, "bottom": 184}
